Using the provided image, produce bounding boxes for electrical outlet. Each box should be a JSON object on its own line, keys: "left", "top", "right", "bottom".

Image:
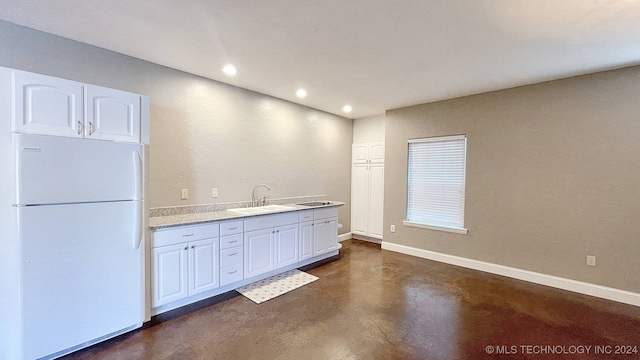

{"left": 586, "top": 255, "right": 596, "bottom": 267}
{"left": 181, "top": 189, "right": 188, "bottom": 200}
{"left": 390, "top": 225, "right": 396, "bottom": 233}
{"left": 211, "top": 188, "right": 219, "bottom": 198}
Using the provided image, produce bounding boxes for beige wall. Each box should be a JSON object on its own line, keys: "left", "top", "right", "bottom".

{"left": 353, "top": 114, "right": 385, "bottom": 143}
{"left": 384, "top": 66, "right": 640, "bottom": 293}
{"left": 0, "top": 20, "right": 353, "bottom": 232}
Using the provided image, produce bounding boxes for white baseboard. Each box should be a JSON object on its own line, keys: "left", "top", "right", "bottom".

{"left": 381, "top": 241, "right": 640, "bottom": 307}
{"left": 351, "top": 233, "right": 382, "bottom": 244}
{"left": 338, "top": 232, "right": 352, "bottom": 242}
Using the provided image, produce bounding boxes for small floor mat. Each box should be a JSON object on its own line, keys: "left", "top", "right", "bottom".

{"left": 236, "top": 269, "right": 318, "bottom": 304}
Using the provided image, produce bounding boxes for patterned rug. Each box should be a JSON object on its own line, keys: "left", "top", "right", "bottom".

{"left": 236, "top": 269, "right": 319, "bottom": 304}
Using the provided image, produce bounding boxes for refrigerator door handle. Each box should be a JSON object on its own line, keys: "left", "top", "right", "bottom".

{"left": 133, "top": 200, "right": 142, "bottom": 249}
{"left": 133, "top": 151, "right": 142, "bottom": 249}
{"left": 133, "top": 151, "right": 141, "bottom": 201}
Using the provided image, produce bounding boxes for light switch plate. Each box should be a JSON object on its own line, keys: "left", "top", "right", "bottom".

{"left": 181, "top": 189, "right": 188, "bottom": 200}
{"left": 212, "top": 188, "right": 219, "bottom": 198}
{"left": 586, "top": 255, "right": 596, "bottom": 266}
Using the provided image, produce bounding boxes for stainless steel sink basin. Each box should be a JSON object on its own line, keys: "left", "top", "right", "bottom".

{"left": 227, "top": 204, "right": 296, "bottom": 216}
{"left": 297, "top": 201, "right": 332, "bottom": 207}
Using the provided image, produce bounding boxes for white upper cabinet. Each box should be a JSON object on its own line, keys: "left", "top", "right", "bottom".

{"left": 12, "top": 70, "right": 83, "bottom": 138}
{"left": 85, "top": 85, "right": 140, "bottom": 143}
{"left": 352, "top": 142, "right": 384, "bottom": 163}
{"left": 352, "top": 144, "right": 369, "bottom": 163}
{"left": 369, "top": 143, "right": 385, "bottom": 162}
{"left": 10, "top": 69, "right": 141, "bottom": 143}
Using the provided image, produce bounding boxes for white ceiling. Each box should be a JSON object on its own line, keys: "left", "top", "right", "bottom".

{"left": 1, "top": 1, "right": 640, "bottom": 119}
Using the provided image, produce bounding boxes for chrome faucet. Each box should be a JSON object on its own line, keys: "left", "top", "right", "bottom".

{"left": 251, "top": 184, "right": 271, "bottom": 207}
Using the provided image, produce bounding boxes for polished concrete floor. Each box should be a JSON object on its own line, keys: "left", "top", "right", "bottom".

{"left": 64, "top": 240, "right": 640, "bottom": 360}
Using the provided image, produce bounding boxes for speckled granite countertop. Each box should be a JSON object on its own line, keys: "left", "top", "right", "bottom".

{"left": 150, "top": 201, "right": 344, "bottom": 230}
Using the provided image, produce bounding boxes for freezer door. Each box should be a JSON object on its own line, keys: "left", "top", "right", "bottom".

{"left": 15, "top": 133, "right": 142, "bottom": 205}
{"left": 19, "top": 202, "right": 143, "bottom": 359}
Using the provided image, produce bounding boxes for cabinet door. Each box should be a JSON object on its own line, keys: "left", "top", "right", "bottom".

{"left": 299, "top": 221, "right": 314, "bottom": 261}
{"left": 313, "top": 220, "right": 328, "bottom": 256}
{"left": 368, "top": 163, "right": 385, "bottom": 238}
{"left": 244, "top": 229, "right": 274, "bottom": 278}
{"left": 85, "top": 85, "right": 140, "bottom": 143}
{"left": 13, "top": 70, "right": 83, "bottom": 138}
{"left": 369, "top": 142, "right": 385, "bottom": 163}
{"left": 153, "top": 243, "right": 189, "bottom": 307}
{"left": 274, "top": 224, "right": 298, "bottom": 269}
{"left": 352, "top": 143, "right": 369, "bottom": 163}
{"left": 326, "top": 217, "right": 338, "bottom": 252}
{"left": 351, "top": 164, "right": 369, "bottom": 235}
{"left": 189, "top": 238, "right": 219, "bottom": 296}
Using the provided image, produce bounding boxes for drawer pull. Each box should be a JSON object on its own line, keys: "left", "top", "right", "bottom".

{"left": 228, "top": 227, "right": 238, "bottom": 230}
{"left": 182, "top": 233, "right": 194, "bottom": 237}
{"left": 228, "top": 240, "right": 238, "bottom": 244}
{"left": 228, "top": 252, "right": 237, "bottom": 256}
{"left": 228, "top": 270, "right": 237, "bottom": 274}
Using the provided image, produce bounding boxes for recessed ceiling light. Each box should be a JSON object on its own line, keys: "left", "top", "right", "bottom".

{"left": 222, "top": 64, "right": 237, "bottom": 76}
{"left": 296, "top": 89, "right": 307, "bottom": 98}
{"left": 343, "top": 105, "right": 352, "bottom": 113}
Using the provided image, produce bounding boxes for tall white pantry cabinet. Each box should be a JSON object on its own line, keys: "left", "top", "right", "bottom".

{"left": 351, "top": 142, "right": 385, "bottom": 240}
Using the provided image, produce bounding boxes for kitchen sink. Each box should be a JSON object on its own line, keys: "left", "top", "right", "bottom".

{"left": 297, "top": 201, "right": 332, "bottom": 207}
{"left": 227, "top": 204, "right": 296, "bottom": 216}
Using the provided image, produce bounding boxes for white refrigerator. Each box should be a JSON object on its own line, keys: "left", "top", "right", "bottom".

{"left": 14, "top": 134, "right": 144, "bottom": 359}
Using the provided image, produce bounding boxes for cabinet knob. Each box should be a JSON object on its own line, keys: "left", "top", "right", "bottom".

{"left": 183, "top": 246, "right": 188, "bottom": 250}
{"left": 191, "top": 245, "right": 195, "bottom": 249}
{"left": 276, "top": 230, "right": 280, "bottom": 233}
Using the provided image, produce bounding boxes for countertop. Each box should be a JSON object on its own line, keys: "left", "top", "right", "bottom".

{"left": 150, "top": 201, "right": 345, "bottom": 230}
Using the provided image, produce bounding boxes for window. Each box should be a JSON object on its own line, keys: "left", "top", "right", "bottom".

{"left": 404, "top": 135, "right": 468, "bottom": 234}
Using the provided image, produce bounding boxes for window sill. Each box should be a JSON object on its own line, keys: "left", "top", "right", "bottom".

{"left": 402, "top": 221, "right": 468, "bottom": 235}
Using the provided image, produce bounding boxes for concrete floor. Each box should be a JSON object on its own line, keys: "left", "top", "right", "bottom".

{"left": 64, "top": 239, "right": 640, "bottom": 359}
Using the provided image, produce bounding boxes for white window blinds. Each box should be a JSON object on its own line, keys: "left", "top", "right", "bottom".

{"left": 405, "top": 135, "right": 467, "bottom": 234}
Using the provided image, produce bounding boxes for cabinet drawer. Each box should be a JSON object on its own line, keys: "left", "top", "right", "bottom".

{"left": 220, "top": 264, "right": 243, "bottom": 286}
{"left": 220, "top": 220, "right": 243, "bottom": 236}
{"left": 220, "top": 233, "right": 244, "bottom": 249}
{"left": 153, "top": 223, "right": 220, "bottom": 248}
{"left": 314, "top": 207, "right": 338, "bottom": 220}
{"left": 298, "top": 211, "right": 313, "bottom": 222}
{"left": 220, "top": 247, "right": 243, "bottom": 268}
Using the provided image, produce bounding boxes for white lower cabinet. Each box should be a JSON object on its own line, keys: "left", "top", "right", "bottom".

{"left": 189, "top": 238, "right": 220, "bottom": 295}
{"left": 244, "top": 212, "right": 300, "bottom": 278}
{"left": 151, "top": 223, "right": 220, "bottom": 308}
{"left": 313, "top": 207, "right": 339, "bottom": 256}
{"left": 313, "top": 217, "right": 338, "bottom": 256}
{"left": 244, "top": 228, "right": 274, "bottom": 278}
{"left": 244, "top": 224, "right": 300, "bottom": 278}
{"left": 220, "top": 220, "right": 244, "bottom": 286}
{"left": 299, "top": 220, "right": 314, "bottom": 261}
{"left": 274, "top": 224, "right": 299, "bottom": 268}
{"left": 153, "top": 237, "right": 219, "bottom": 307}
{"left": 151, "top": 207, "right": 341, "bottom": 313}
{"left": 152, "top": 243, "right": 189, "bottom": 307}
